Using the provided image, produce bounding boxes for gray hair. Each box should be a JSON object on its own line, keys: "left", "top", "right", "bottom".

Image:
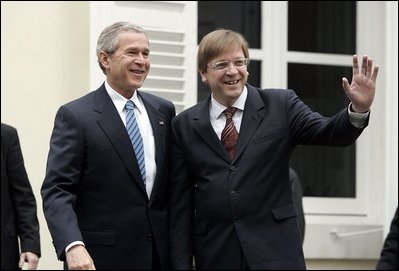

{"left": 96, "top": 21, "right": 147, "bottom": 74}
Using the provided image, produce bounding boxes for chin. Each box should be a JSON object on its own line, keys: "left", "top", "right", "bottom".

{"left": 226, "top": 85, "right": 243, "bottom": 94}
{"left": 131, "top": 81, "right": 143, "bottom": 89}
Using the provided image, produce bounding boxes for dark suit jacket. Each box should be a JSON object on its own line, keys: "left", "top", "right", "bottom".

{"left": 41, "top": 84, "right": 175, "bottom": 269}
{"left": 289, "top": 168, "right": 305, "bottom": 244}
{"left": 1, "top": 123, "right": 40, "bottom": 270}
{"left": 376, "top": 207, "right": 398, "bottom": 270}
{"left": 169, "top": 84, "right": 367, "bottom": 270}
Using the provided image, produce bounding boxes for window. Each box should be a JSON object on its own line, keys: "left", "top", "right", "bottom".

{"left": 288, "top": 1, "right": 356, "bottom": 54}
{"left": 287, "top": 1, "right": 357, "bottom": 198}
{"left": 288, "top": 63, "right": 355, "bottom": 197}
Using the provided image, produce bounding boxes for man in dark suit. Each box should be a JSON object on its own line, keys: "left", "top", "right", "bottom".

{"left": 41, "top": 22, "right": 175, "bottom": 270}
{"left": 1, "top": 123, "right": 41, "bottom": 270}
{"left": 169, "top": 29, "right": 379, "bottom": 270}
{"left": 376, "top": 207, "right": 398, "bottom": 270}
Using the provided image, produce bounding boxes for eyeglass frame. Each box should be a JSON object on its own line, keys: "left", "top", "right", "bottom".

{"left": 207, "top": 58, "right": 250, "bottom": 71}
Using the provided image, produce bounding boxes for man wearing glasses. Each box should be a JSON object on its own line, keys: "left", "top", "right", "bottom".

{"left": 168, "top": 29, "right": 379, "bottom": 270}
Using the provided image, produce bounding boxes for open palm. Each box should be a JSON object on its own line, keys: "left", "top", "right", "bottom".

{"left": 342, "top": 55, "right": 379, "bottom": 112}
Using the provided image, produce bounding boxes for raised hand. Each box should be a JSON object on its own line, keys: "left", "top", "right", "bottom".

{"left": 342, "top": 55, "right": 379, "bottom": 112}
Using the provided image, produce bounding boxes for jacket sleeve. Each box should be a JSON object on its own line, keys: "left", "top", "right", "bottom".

{"left": 41, "top": 106, "right": 85, "bottom": 261}
{"left": 6, "top": 126, "right": 41, "bottom": 256}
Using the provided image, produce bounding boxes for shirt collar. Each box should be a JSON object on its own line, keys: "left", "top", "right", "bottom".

{"left": 210, "top": 86, "right": 247, "bottom": 119}
{"left": 104, "top": 81, "right": 144, "bottom": 115}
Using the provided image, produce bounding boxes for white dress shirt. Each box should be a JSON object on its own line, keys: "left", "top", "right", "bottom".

{"left": 105, "top": 81, "right": 156, "bottom": 198}
{"left": 210, "top": 86, "right": 247, "bottom": 139}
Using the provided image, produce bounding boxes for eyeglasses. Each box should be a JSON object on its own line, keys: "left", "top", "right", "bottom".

{"left": 207, "top": 58, "right": 250, "bottom": 71}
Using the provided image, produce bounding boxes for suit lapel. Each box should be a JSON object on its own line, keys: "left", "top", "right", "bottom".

{"left": 193, "top": 88, "right": 265, "bottom": 163}
{"left": 94, "top": 86, "right": 147, "bottom": 195}
{"left": 194, "top": 99, "right": 231, "bottom": 162}
{"left": 233, "top": 85, "right": 265, "bottom": 162}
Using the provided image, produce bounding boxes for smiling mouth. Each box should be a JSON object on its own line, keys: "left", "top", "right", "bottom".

{"left": 225, "top": 80, "right": 239, "bottom": 85}
{"left": 130, "top": 70, "right": 145, "bottom": 75}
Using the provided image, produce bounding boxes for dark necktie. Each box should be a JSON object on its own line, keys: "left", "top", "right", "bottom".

{"left": 221, "top": 107, "right": 239, "bottom": 159}
{"left": 125, "top": 100, "right": 146, "bottom": 186}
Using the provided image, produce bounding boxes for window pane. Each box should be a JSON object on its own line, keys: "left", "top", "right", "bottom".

{"left": 247, "top": 60, "right": 261, "bottom": 88}
{"left": 288, "top": 63, "right": 356, "bottom": 197}
{"left": 288, "top": 1, "right": 356, "bottom": 54}
{"left": 198, "top": 1, "right": 261, "bottom": 48}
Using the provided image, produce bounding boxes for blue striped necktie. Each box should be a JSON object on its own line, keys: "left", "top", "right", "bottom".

{"left": 125, "top": 100, "right": 146, "bottom": 186}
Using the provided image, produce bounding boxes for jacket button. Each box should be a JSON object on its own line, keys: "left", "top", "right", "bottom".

{"left": 233, "top": 217, "right": 240, "bottom": 222}
{"left": 230, "top": 165, "right": 236, "bottom": 171}
{"left": 147, "top": 233, "right": 152, "bottom": 241}
{"left": 231, "top": 190, "right": 237, "bottom": 197}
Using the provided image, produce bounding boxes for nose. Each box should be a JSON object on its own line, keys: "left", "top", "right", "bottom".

{"left": 134, "top": 53, "right": 146, "bottom": 64}
{"left": 225, "top": 63, "right": 239, "bottom": 74}
{"left": 134, "top": 59, "right": 144, "bottom": 65}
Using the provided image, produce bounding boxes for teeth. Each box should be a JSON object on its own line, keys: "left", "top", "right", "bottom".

{"left": 226, "top": 80, "right": 238, "bottom": 85}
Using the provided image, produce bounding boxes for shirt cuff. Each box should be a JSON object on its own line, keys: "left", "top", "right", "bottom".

{"left": 348, "top": 103, "right": 369, "bottom": 128}
{"left": 65, "top": 241, "right": 85, "bottom": 254}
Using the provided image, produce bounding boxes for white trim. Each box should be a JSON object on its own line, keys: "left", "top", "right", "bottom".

{"left": 286, "top": 52, "right": 353, "bottom": 66}
{"left": 260, "top": 2, "right": 287, "bottom": 89}
{"left": 383, "top": 1, "right": 398, "bottom": 236}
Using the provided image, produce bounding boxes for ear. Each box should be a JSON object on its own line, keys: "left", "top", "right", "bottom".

{"left": 99, "top": 51, "right": 110, "bottom": 69}
{"left": 199, "top": 71, "right": 208, "bottom": 84}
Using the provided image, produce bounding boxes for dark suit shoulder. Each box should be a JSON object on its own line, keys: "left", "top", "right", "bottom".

{"left": 173, "top": 86, "right": 296, "bottom": 123}
{"left": 55, "top": 86, "right": 111, "bottom": 123}
{"left": 139, "top": 91, "right": 173, "bottom": 106}
{"left": 139, "top": 91, "right": 176, "bottom": 122}
{"left": 1, "top": 123, "right": 18, "bottom": 138}
{"left": 62, "top": 90, "right": 97, "bottom": 110}
{"left": 248, "top": 86, "right": 299, "bottom": 111}
{"left": 1, "top": 123, "right": 19, "bottom": 154}
{"left": 250, "top": 85, "right": 295, "bottom": 99}
{"left": 173, "top": 99, "right": 206, "bottom": 122}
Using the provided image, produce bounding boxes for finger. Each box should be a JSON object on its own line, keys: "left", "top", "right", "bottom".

{"left": 371, "top": 65, "right": 379, "bottom": 83}
{"left": 361, "top": 55, "right": 368, "bottom": 75}
{"left": 28, "top": 260, "right": 38, "bottom": 270}
{"left": 27, "top": 255, "right": 39, "bottom": 270}
{"left": 19, "top": 254, "right": 26, "bottom": 268}
{"left": 352, "top": 55, "right": 359, "bottom": 75}
{"left": 342, "top": 77, "right": 350, "bottom": 92}
{"left": 366, "top": 58, "right": 373, "bottom": 78}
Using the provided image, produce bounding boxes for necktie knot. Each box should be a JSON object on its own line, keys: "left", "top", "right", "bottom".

{"left": 224, "top": 107, "right": 237, "bottom": 120}
{"left": 125, "top": 100, "right": 135, "bottom": 111}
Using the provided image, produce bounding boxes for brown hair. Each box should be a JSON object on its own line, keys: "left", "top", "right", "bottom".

{"left": 197, "top": 29, "right": 249, "bottom": 73}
